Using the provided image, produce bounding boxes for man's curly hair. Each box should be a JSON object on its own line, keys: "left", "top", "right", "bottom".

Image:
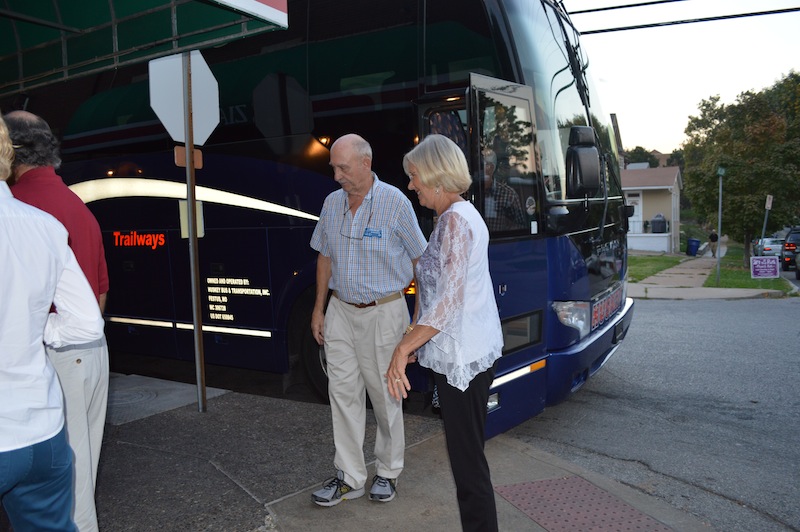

{"left": 4, "top": 111, "right": 62, "bottom": 169}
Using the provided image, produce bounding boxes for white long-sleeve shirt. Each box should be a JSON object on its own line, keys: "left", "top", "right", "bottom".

{"left": 0, "top": 181, "right": 105, "bottom": 452}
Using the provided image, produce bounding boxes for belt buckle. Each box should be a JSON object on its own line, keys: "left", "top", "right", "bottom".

{"left": 354, "top": 301, "right": 376, "bottom": 309}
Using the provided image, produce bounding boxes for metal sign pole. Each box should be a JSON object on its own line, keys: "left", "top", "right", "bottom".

{"left": 760, "top": 195, "right": 772, "bottom": 242}
{"left": 182, "top": 51, "right": 207, "bottom": 412}
{"left": 716, "top": 170, "right": 723, "bottom": 286}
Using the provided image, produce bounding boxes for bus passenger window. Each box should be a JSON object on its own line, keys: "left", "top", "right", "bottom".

{"left": 428, "top": 110, "right": 468, "bottom": 154}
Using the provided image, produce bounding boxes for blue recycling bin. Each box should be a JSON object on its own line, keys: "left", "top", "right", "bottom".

{"left": 686, "top": 238, "right": 701, "bottom": 256}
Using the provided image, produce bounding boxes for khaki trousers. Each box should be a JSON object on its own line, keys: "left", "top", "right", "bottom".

{"left": 324, "top": 295, "right": 407, "bottom": 489}
{"left": 48, "top": 336, "right": 109, "bottom": 532}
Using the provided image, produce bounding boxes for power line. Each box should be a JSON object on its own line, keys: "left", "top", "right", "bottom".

{"left": 580, "top": 7, "right": 800, "bottom": 35}
{"left": 569, "top": 0, "right": 691, "bottom": 16}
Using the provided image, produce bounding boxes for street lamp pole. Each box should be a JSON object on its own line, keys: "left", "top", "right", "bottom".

{"left": 716, "top": 166, "right": 725, "bottom": 285}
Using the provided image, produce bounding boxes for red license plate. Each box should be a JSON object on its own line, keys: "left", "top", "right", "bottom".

{"left": 591, "top": 287, "right": 623, "bottom": 331}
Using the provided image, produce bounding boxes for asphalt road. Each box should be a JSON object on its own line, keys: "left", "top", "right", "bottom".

{"left": 781, "top": 267, "right": 800, "bottom": 289}
{"left": 507, "top": 297, "right": 800, "bottom": 532}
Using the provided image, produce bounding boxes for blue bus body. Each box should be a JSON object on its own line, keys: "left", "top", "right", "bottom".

{"left": 3, "top": 0, "right": 634, "bottom": 437}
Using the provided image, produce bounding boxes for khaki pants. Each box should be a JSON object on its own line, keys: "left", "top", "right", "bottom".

{"left": 324, "top": 296, "right": 407, "bottom": 489}
{"left": 48, "top": 336, "right": 109, "bottom": 532}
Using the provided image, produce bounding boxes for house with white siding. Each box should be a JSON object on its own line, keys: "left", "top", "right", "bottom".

{"left": 622, "top": 165, "right": 683, "bottom": 253}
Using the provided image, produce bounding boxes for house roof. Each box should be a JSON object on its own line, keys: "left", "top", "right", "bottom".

{"left": 622, "top": 166, "right": 682, "bottom": 190}
{"left": 650, "top": 150, "right": 670, "bottom": 167}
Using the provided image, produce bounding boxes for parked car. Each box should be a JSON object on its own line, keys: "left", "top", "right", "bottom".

{"left": 759, "top": 238, "right": 784, "bottom": 258}
{"left": 753, "top": 238, "right": 763, "bottom": 256}
{"left": 780, "top": 228, "right": 800, "bottom": 274}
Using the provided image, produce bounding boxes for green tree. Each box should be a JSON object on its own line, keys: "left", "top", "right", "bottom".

{"left": 683, "top": 72, "right": 800, "bottom": 263}
{"left": 625, "top": 146, "right": 659, "bottom": 167}
{"left": 666, "top": 149, "right": 684, "bottom": 170}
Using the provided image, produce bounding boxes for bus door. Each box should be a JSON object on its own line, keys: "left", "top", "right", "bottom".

{"left": 421, "top": 75, "right": 550, "bottom": 436}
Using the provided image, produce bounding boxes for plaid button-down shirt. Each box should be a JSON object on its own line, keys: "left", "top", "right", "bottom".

{"left": 310, "top": 175, "right": 427, "bottom": 304}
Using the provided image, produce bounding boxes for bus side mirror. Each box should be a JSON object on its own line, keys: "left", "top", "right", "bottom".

{"left": 565, "top": 126, "right": 600, "bottom": 199}
{"left": 619, "top": 204, "right": 634, "bottom": 233}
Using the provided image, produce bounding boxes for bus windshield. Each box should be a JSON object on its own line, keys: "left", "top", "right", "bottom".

{"left": 503, "top": 0, "right": 621, "bottom": 201}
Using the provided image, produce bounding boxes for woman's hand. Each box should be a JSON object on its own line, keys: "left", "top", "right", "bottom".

{"left": 386, "top": 344, "right": 413, "bottom": 401}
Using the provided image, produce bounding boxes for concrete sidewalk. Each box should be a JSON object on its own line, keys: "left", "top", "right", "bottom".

{"left": 627, "top": 241, "right": 786, "bottom": 300}
{"left": 92, "top": 374, "right": 713, "bottom": 531}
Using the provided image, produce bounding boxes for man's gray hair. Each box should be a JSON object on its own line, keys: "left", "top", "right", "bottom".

{"left": 3, "top": 111, "right": 62, "bottom": 169}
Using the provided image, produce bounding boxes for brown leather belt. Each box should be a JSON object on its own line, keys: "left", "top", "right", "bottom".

{"left": 332, "top": 290, "right": 403, "bottom": 309}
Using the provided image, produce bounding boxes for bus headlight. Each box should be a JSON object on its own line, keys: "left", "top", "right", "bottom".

{"left": 552, "top": 301, "right": 590, "bottom": 340}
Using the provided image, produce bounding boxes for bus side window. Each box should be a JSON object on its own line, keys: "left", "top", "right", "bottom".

{"left": 428, "top": 110, "right": 468, "bottom": 154}
{"left": 420, "top": 109, "right": 470, "bottom": 235}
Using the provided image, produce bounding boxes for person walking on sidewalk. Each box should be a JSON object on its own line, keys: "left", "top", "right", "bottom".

{"left": 709, "top": 229, "right": 719, "bottom": 258}
{"left": 387, "top": 135, "right": 503, "bottom": 532}
{"left": 6, "top": 110, "right": 110, "bottom": 532}
{"left": 309, "top": 134, "right": 427, "bottom": 506}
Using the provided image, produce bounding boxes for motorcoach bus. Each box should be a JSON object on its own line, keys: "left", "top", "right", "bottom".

{"left": 3, "top": 0, "right": 634, "bottom": 437}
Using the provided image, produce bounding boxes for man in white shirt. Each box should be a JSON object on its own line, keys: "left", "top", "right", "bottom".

{"left": 0, "top": 118, "right": 105, "bottom": 531}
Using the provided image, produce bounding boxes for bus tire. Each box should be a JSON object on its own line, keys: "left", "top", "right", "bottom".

{"left": 289, "top": 287, "right": 330, "bottom": 403}
{"left": 303, "top": 326, "right": 329, "bottom": 403}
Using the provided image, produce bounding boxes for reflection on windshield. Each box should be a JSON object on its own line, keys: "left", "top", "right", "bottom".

{"left": 503, "top": 0, "right": 621, "bottom": 200}
{"left": 477, "top": 89, "right": 537, "bottom": 234}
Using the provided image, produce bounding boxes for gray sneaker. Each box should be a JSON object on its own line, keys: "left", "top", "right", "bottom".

{"left": 312, "top": 470, "right": 364, "bottom": 507}
{"left": 369, "top": 475, "right": 397, "bottom": 502}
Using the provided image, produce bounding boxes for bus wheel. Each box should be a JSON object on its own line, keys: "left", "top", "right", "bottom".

{"left": 303, "top": 328, "right": 329, "bottom": 403}
{"left": 289, "top": 287, "right": 329, "bottom": 403}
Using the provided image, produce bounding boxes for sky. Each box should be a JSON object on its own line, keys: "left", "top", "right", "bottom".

{"left": 562, "top": 0, "right": 800, "bottom": 154}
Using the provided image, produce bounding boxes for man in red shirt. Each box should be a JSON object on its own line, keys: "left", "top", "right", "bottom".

{"left": 6, "top": 110, "right": 110, "bottom": 532}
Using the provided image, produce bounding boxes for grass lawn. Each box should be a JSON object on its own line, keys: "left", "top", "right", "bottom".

{"left": 627, "top": 255, "right": 683, "bottom": 283}
{"left": 702, "top": 243, "right": 793, "bottom": 293}
{"left": 627, "top": 244, "right": 794, "bottom": 294}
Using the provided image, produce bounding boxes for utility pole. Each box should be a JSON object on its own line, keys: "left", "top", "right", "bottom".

{"left": 716, "top": 166, "right": 725, "bottom": 285}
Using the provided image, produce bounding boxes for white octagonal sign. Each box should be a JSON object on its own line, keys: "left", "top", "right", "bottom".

{"left": 149, "top": 50, "right": 220, "bottom": 146}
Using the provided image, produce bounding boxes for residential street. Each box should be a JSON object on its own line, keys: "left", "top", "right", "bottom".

{"left": 508, "top": 297, "right": 800, "bottom": 532}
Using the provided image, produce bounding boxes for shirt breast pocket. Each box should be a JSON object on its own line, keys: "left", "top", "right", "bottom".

{"left": 363, "top": 225, "right": 389, "bottom": 255}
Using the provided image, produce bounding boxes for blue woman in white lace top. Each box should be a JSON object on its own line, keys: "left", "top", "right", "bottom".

{"left": 386, "top": 134, "right": 502, "bottom": 532}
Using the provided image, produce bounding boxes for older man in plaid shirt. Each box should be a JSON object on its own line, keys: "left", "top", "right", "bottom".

{"left": 309, "top": 134, "right": 427, "bottom": 507}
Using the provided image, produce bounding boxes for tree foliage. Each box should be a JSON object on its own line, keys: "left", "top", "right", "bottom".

{"left": 625, "top": 145, "right": 659, "bottom": 167}
{"left": 682, "top": 72, "right": 800, "bottom": 260}
{"left": 666, "top": 149, "right": 684, "bottom": 170}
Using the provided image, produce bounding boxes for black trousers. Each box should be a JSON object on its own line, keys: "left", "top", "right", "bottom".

{"left": 434, "top": 364, "right": 498, "bottom": 532}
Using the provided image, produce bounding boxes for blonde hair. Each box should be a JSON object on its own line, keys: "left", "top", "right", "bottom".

{"left": 403, "top": 134, "right": 471, "bottom": 194}
{"left": 0, "top": 117, "right": 13, "bottom": 181}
